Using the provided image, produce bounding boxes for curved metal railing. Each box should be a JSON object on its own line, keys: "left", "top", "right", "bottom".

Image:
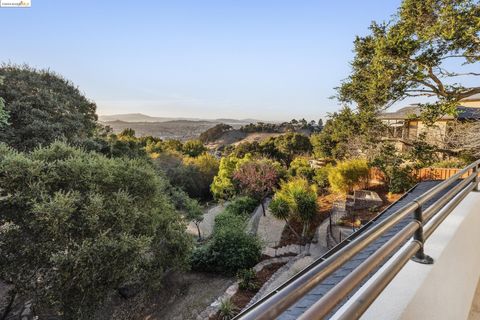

{"left": 235, "top": 160, "right": 480, "bottom": 320}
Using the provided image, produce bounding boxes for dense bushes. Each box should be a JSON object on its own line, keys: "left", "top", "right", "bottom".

{"left": 270, "top": 178, "right": 318, "bottom": 240}
{"left": 155, "top": 152, "right": 219, "bottom": 200}
{"left": 199, "top": 123, "right": 233, "bottom": 143}
{"left": 430, "top": 160, "right": 467, "bottom": 168}
{"left": 407, "top": 134, "right": 439, "bottom": 169}
{"left": 0, "top": 142, "right": 192, "bottom": 319}
{"left": 388, "top": 167, "right": 416, "bottom": 193}
{"left": 313, "top": 165, "right": 332, "bottom": 192}
{"left": 226, "top": 133, "right": 313, "bottom": 165}
{"left": 289, "top": 157, "right": 315, "bottom": 181}
{"left": 233, "top": 159, "right": 280, "bottom": 214}
{"left": 182, "top": 139, "right": 207, "bottom": 157}
{"left": 328, "top": 159, "right": 369, "bottom": 194}
{"left": 237, "top": 268, "right": 259, "bottom": 291}
{"left": 0, "top": 94, "right": 8, "bottom": 126}
{"left": 224, "top": 196, "right": 258, "bottom": 216}
{"left": 241, "top": 122, "right": 280, "bottom": 133}
{"left": 371, "top": 143, "right": 416, "bottom": 193}
{"left": 191, "top": 210, "right": 261, "bottom": 274}
{"left": 273, "top": 132, "right": 312, "bottom": 164}
{"left": 211, "top": 154, "right": 252, "bottom": 200}
{"left": 0, "top": 65, "right": 98, "bottom": 151}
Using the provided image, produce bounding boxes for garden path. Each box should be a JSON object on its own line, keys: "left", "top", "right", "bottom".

{"left": 187, "top": 202, "right": 227, "bottom": 239}
{"left": 251, "top": 199, "right": 285, "bottom": 246}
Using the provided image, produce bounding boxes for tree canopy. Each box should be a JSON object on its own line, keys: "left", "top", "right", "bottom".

{"left": 233, "top": 159, "right": 280, "bottom": 214}
{"left": 270, "top": 178, "right": 318, "bottom": 240}
{"left": 0, "top": 65, "right": 98, "bottom": 150}
{"left": 199, "top": 123, "right": 232, "bottom": 143}
{"left": 211, "top": 154, "right": 252, "bottom": 200}
{"left": 182, "top": 139, "right": 207, "bottom": 157}
{"left": 338, "top": 0, "right": 480, "bottom": 122}
{"left": 273, "top": 132, "right": 312, "bottom": 164}
{"left": 311, "top": 107, "right": 384, "bottom": 160}
{"left": 155, "top": 151, "right": 219, "bottom": 200}
{"left": 0, "top": 77, "right": 9, "bottom": 126}
{"left": 0, "top": 96, "right": 8, "bottom": 127}
{"left": 0, "top": 142, "right": 192, "bottom": 319}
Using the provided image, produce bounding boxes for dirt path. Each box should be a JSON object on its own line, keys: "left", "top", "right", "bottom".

{"left": 152, "top": 272, "right": 233, "bottom": 320}
{"left": 99, "top": 272, "right": 234, "bottom": 320}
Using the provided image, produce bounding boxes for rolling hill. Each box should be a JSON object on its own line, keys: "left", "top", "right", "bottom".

{"left": 99, "top": 113, "right": 267, "bottom": 125}
{"left": 99, "top": 113, "right": 274, "bottom": 141}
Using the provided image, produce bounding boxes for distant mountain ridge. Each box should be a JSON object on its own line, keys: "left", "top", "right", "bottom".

{"left": 98, "top": 113, "right": 268, "bottom": 124}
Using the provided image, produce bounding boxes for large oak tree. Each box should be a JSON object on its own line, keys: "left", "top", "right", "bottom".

{"left": 338, "top": 0, "right": 480, "bottom": 122}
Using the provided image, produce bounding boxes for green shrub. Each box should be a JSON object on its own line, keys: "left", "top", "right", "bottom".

{"left": 369, "top": 143, "right": 416, "bottom": 193}
{"left": 313, "top": 165, "right": 332, "bottom": 192}
{"left": 273, "top": 132, "right": 313, "bottom": 164}
{"left": 191, "top": 212, "right": 261, "bottom": 274}
{"left": 430, "top": 160, "right": 467, "bottom": 168}
{"left": 182, "top": 139, "right": 207, "bottom": 157}
{"left": 190, "top": 245, "right": 216, "bottom": 271}
{"left": 225, "top": 196, "right": 258, "bottom": 217}
{"left": 154, "top": 152, "right": 218, "bottom": 200}
{"left": 199, "top": 123, "right": 233, "bottom": 143}
{"left": 211, "top": 154, "right": 252, "bottom": 200}
{"left": 269, "top": 195, "right": 291, "bottom": 221}
{"left": 289, "top": 157, "right": 315, "bottom": 180}
{"left": 328, "top": 159, "right": 369, "bottom": 194}
{"left": 270, "top": 178, "right": 318, "bottom": 240}
{"left": 407, "top": 134, "right": 438, "bottom": 168}
{"left": 0, "top": 65, "right": 98, "bottom": 151}
{"left": 0, "top": 96, "right": 8, "bottom": 126}
{"left": 389, "top": 167, "right": 416, "bottom": 193}
{"left": 237, "top": 268, "right": 259, "bottom": 291}
{"left": 219, "top": 299, "right": 237, "bottom": 320}
{"left": 0, "top": 142, "right": 192, "bottom": 319}
{"left": 213, "top": 212, "right": 247, "bottom": 232}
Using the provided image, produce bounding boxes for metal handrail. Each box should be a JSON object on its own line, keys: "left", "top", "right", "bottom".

{"left": 235, "top": 160, "right": 480, "bottom": 320}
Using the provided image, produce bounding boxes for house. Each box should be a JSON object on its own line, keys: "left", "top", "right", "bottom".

{"left": 378, "top": 94, "right": 480, "bottom": 149}
{"left": 459, "top": 93, "right": 480, "bottom": 108}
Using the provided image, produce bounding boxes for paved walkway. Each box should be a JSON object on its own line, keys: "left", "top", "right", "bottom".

{"left": 250, "top": 199, "right": 286, "bottom": 247}
{"left": 187, "top": 203, "right": 227, "bottom": 239}
{"left": 310, "top": 219, "right": 331, "bottom": 257}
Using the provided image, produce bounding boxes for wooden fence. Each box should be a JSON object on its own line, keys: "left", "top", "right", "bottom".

{"left": 369, "top": 167, "right": 474, "bottom": 183}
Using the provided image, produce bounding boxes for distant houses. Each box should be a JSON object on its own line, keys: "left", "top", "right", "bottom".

{"left": 379, "top": 94, "right": 480, "bottom": 150}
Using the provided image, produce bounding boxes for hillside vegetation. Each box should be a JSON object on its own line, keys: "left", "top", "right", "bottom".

{"left": 1, "top": 1, "right": 479, "bottom": 317}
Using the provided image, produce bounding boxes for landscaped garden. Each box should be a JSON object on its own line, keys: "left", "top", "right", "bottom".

{"left": 2, "top": 0, "right": 479, "bottom": 318}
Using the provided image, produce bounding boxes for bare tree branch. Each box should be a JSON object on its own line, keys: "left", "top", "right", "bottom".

{"left": 443, "top": 121, "right": 480, "bottom": 157}
{"left": 439, "top": 55, "right": 480, "bottom": 60}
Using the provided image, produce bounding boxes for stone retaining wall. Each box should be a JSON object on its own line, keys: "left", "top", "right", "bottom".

{"left": 243, "top": 254, "right": 308, "bottom": 310}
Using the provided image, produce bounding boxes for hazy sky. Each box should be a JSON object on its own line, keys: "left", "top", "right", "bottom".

{"left": 1, "top": 0, "right": 405, "bottom": 121}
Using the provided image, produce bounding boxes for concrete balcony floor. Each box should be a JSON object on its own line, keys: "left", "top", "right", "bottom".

{"left": 468, "top": 278, "right": 480, "bottom": 320}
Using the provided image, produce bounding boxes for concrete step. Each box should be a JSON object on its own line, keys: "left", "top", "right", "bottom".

{"left": 262, "top": 247, "right": 276, "bottom": 257}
